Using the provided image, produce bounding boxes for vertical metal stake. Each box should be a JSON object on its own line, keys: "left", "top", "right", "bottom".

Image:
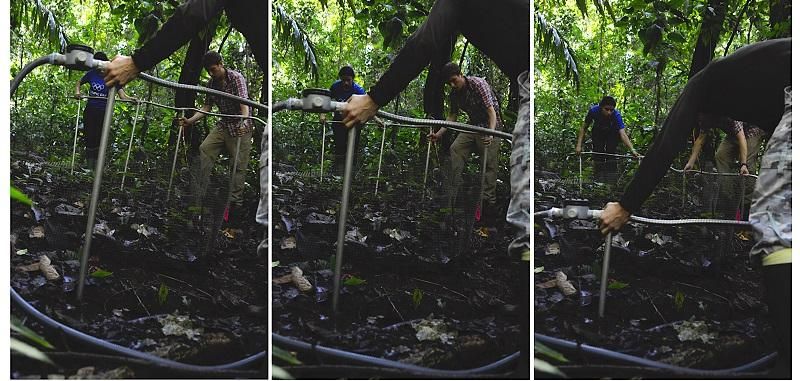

{"left": 599, "top": 233, "right": 613, "bottom": 318}
{"left": 478, "top": 144, "right": 489, "bottom": 217}
{"left": 333, "top": 127, "right": 357, "bottom": 319}
{"left": 320, "top": 121, "right": 326, "bottom": 182}
{"left": 166, "top": 124, "right": 184, "bottom": 201}
{"left": 422, "top": 127, "right": 432, "bottom": 196}
{"left": 77, "top": 88, "right": 116, "bottom": 301}
{"left": 682, "top": 171, "right": 686, "bottom": 208}
{"left": 71, "top": 98, "right": 82, "bottom": 175}
{"left": 578, "top": 154, "right": 583, "bottom": 195}
{"left": 120, "top": 101, "right": 141, "bottom": 190}
{"left": 375, "top": 122, "right": 387, "bottom": 196}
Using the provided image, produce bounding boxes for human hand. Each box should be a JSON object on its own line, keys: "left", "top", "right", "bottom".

{"left": 740, "top": 164, "right": 750, "bottom": 176}
{"left": 178, "top": 117, "right": 193, "bottom": 128}
{"left": 599, "top": 202, "right": 631, "bottom": 236}
{"left": 575, "top": 145, "right": 582, "bottom": 154}
{"left": 683, "top": 161, "right": 694, "bottom": 171}
{"left": 74, "top": 92, "right": 82, "bottom": 100}
{"left": 482, "top": 135, "right": 493, "bottom": 145}
{"left": 428, "top": 131, "right": 442, "bottom": 142}
{"left": 631, "top": 150, "right": 641, "bottom": 159}
{"left": 103, "top": 55, "right": 140, "bottom": 88}
{"left": 342, "top": 94, "right": 378, "bottom": 128}
{"left": 319, "top": 114, "right": 327, "bottom": 123}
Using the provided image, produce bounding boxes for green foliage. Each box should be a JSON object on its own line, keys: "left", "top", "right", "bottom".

{"left": 11, "top": 338, "right": 54, "bottom": 365}
{"left": 674, "top": 290, "right": 685, "bottom": 311}
{"left": 158, "top": 283, "right": 169, "bottom": 305}
{"left": 607, "top": 280, "right": 629, "bottom": 289}
{"left": 90, "top": 268, "right": 113, "bottom": 278}
{"left": 11, "top": 316, "right": 54, "bottom": 349}
{"left": 11, "top": 186, "right": 32, "bottom": 206}
{"left": 412, "top": 288, "right": 423, "bottom": 309}
{"left": 343, "top": 275, "right": 366, "bottom": 286}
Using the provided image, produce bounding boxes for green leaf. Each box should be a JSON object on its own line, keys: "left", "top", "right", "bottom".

{"left": 11, "top": 186, "right": 32, "bottom": 206}
{"left": 412, "top": 288, "right": 423, "bottom": 309}
{"left": 11, "top": 317, "right": 54, "bottom": 349}
{"left": 272, "top": 261, "right": 280, "bottom": 267}
{"left": 534, "top": 266, "right": 544, "bottom": 273}
{"left": 329, "top": 255, "right": 336, "bottom": 273}
{"left": 11, "top": 338, "right": 54, "bottom": 365}
{"left": 607, "top": 280, "right": 629, "bottom": 289}
{"left": 534, "top": 341, "right": 569, "bottom": 362}
{"left": 272, "top": 345, "right": 302, "bottom": 365}
{"left": 90, "top": 269, "right": 113, "bottom": 278}
{"left": 534, "top": 358, "right": 566, "bottom": 378}
{"left": 158, "top": 283, "right": 169, "bottom": 305}
{"left": 343, "top": 276, "right": 366, "bottom": 286}
{"left": 674, "top": 290, "right": 685, "bottom": 311}
{"left": 272, "top": 365, "right": 294, "bottom": 380}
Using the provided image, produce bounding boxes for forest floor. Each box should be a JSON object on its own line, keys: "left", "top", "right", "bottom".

{"left": 10, "top": 150, "right": 267, "bottom": 379}
{"left": 533, "top": 165, "right": 776, "bottom": 379}
{"left": 271, "top": 161, "right": 524, "bottom": 379}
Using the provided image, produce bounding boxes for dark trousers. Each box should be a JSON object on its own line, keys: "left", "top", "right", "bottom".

{"left": 763, "top": 263, "right": 791, "bottom": 378}
{"left": 590, "top": 129, "right": 619, "bottom": 182}
{"left": 332, "top": 118, "right": 362, "bottom": 166}
{"left": 83, "top": 106, "right": 106, "bottom": 161}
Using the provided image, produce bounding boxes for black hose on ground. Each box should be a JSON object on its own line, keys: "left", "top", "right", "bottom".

{"left": 534, "top": 333, "right": 776, "bottom": 377}
{"left": 11, "top": 288, "right": 266, "bottom": 373}
{"left": 272, "top": 333, "right": 519, "bottom": 377}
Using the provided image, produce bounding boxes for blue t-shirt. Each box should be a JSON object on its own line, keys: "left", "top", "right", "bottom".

{"left": 330, "top": 80, "right": 365, "bottom": 120}
{"left": 585, "top": 105, "right": 625, "bottom": 133}
{"left": 81, "top": 69, "right": 110, "bottom": 109}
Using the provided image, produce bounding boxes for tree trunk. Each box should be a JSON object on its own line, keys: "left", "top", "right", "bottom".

{"left": 768, "top": 0, "right": 791, "bottom": 38}
{"left": 688, "top": 0, "right": 728, "bottom": 78}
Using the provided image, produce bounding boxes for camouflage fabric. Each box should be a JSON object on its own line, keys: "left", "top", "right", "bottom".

{"left": 749, "top": 86, "right": 792, "bottom": 263}
{"left": 507, "top": 72, "right": 530, "bottom": 259}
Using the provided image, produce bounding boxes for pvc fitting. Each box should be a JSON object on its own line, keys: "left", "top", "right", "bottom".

{"left": 300, "top": 89, "right": 345, "bottom": 113}
{"left": 62, "top": 44, "right": 99, "bottom": 71}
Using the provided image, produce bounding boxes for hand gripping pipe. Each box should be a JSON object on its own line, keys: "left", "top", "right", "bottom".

{"left": 11, "top": 287, "right": 266, "bottom": 374}
{"left": 534, "top": 333, "right": 776, "bottom": 377}
{"left": 272, "top": 333, "right": 518, "bottom": 377}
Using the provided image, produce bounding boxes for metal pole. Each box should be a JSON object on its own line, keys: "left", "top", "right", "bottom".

{"left": 228, "top": 136, "right": 243, "bottom": 203}
{"left": 374, "top": 122, "right": 387, "bottom": 196}
{"left": 682, "top": 172, "right": 686, "bottom": 208}
{"left": 70, "top": 98, "right": 82, "bottom": 175}
{"left": 166, "top": 123, "right": 184, "bottom": 201}
{"left": 77, "top": 87, "right": 116, "bottom": 301}
{"left": 478, "top": 144, "right": 488, "bottom": 219}
{"left": 320, "top": 121, "right": 326, "bottom": 182}
{"left": 120, "top": 101, "right": 142, "bottom": 190}
{"left": 578, "top": 154, "right": 583, "bottom": 195}
{"left": 333, "top": 127, "right": 357, "bottom": 319}
{"left": 598, "top": 233, "right": 612, "bottom": 318}
{"left": 737, "top": 175, "right": 746, "bottom": 221}
{"left": 422, "top": 127, "right": 432, "bottom": 195}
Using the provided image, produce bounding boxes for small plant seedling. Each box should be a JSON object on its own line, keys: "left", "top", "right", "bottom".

{"left": 412, "top": 288, "right": 423, "bottom": 309}
{"left": 343, "top": 275, "right": 366, "bottom": 286}
{"left": 158, "top": 283, "right": 169, "bottom": 305}
{"left": 674, "top": 290, "right": 685, "bottom": 312}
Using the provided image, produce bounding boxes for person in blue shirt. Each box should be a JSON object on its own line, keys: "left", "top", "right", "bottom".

{"left": 575, "top": 96, "right": 639, "bottom": 180}
{"left": 320, "top": 66, "right": 368, "bottom": 173}
{"left": 74, "top": 51, "right": 134, "bottom": 168}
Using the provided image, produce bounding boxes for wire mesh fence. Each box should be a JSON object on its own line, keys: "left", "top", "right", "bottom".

{"left": 11, "top": 71, "right": 265, "bottom": 264}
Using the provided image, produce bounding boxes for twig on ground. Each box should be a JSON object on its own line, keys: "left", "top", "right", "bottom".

{"left": 411, "top": 277, "right": 469, "bottom": 300}
{"left": 157, "top": 273, "right": 214, "bottom": 300}
{"left": 128, "top": 280, "right": 150, "bottom": 316}
{"left": 674, "top": 281, "right": 730, "bottom": 303}
{"left": 380, "top": 287, "right": 404, "bottom": 321}
{"left": 642, "top": 290, "right": 666, "bottom": 323}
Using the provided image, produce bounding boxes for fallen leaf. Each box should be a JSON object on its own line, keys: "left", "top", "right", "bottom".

{"left": 280, "top": 236, "right": 297, "bottom": 249}
{"left": 29, "top": 226, "right": 45, "bottom": 238}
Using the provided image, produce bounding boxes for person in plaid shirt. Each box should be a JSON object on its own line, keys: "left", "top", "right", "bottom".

{"left": 428, "top": 62, "right": 502, "bottom": 227}
{"left": 178, "top": 51, "right": 252, "bottom": 226}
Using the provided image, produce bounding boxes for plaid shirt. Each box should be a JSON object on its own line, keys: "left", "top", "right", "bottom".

{"left": 449, "top": 76, "right": 503, "bottom": 129}
{"left": 204, "top": 68, "right": 252, "bottom": 137}
{"left": 699, "top": 114, "right": 764, "bottom": 140}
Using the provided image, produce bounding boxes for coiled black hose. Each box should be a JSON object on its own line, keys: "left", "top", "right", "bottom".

{"left": 272, "top": 333, "right": 519, "bottom": 377}
{"left": 534, "top": 333, "right": 776, "bottom": 376}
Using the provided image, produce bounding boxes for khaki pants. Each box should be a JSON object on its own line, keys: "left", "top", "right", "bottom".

{"left": 715, "top": 131, "right": 764, "bottom": 217}
{"left": 197, "top": 128, "right": 253, "bottom": 207}
{"left": 449, "top": 130, "right": 500, "bottom": 205}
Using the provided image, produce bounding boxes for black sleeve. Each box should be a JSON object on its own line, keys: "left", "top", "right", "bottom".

{"left": 619, "top": 38, "right": 791, "bottom": 213}
{"left": 367, "top": 0, "right": 459, "bottom": 108}
{"left": 131, "top": 0, "right": 225, "bottom": 72}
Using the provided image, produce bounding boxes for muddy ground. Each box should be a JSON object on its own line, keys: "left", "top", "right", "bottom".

{"left": 533, "top": 162, "right": 776, "bottom": 378}
{"left": 10, "top": 151, "right": 267, "bottom": 379}
{"left": 271, "top": 161, "right": 524, "bottom": 379}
